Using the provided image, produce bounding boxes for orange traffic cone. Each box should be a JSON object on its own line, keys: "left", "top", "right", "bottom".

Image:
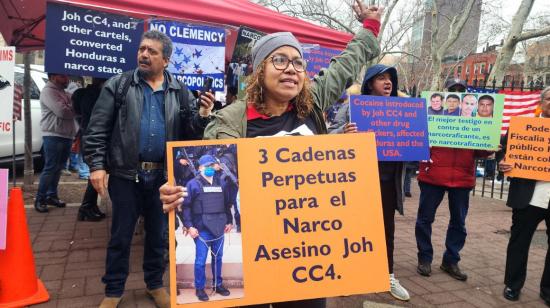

{"left": 0, "top": 187, "right": 49, "bottom": 307}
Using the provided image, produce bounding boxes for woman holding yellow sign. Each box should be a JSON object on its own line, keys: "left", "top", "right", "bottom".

{"left": 161, "top": 1, "right": 383, "bottom": 307}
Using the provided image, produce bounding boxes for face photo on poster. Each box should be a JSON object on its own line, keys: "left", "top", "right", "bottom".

{"left": 171, "top": 144, "right": 243, "bottom": 304}
{"left": 476, "top": 94, "right": 495, "bottom": 118}
{"left": 460, "top": 93, "right": 478, "bottom": 117}
{"left": 443, "top": 93, "right": 461, "bottom": 116}
{"left": 427, "top": 92, "right": 444, "bottom": 116}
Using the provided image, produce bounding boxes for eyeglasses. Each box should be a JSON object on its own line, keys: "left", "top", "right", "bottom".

{"left": 270, "top": 55, "right": 307, "bottom": 72}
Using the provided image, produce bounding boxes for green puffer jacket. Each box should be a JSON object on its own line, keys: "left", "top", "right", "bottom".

{"left": 204, "top": 28, "right": 380, "bottom": 140}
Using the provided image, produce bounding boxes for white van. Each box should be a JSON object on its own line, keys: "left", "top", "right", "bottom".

{"left": 0, "top": 65, "right": 46, "bottom": 164}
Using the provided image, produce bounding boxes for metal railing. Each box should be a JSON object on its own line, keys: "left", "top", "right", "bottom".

{"left": 472, "top": 158, "right": 507, "bottom": 200}
{"left": 465, "top": 76, "right": 547, "bottom": 92}
{"left": 467, "top": 78, "right": 545, "bottom": 200}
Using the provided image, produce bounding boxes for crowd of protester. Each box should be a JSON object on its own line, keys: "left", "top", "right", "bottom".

{"left": 33, "top": 0, "right": 549, "bottom": 307}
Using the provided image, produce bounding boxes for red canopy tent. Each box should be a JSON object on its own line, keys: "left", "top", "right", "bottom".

{"left": 0, "top": 0, "right": 353, "bottom": 51}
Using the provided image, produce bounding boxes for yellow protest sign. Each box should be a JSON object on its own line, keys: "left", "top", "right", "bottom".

{"left": 167, "top": 133, "right": 389, "bottom": 307}
{"left": 506, "top": 117, "right": 550, "bottom": 181}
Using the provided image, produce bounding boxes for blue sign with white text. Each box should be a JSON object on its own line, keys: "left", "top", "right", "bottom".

{"left": 150, "top": 20, "right": 225, "bottom": 92}
{"left": 303, "top": 46, "right": 341, "bottom": 79}
{"left": 350, "top": 95, "right": 430, "bottom": 161}
{"left": 45, "top": 3, "right": 143, "bottom": 78}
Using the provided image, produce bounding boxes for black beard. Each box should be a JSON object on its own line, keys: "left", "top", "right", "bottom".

{"left": 138, "top": 68, "right": 152, "bottom": 78}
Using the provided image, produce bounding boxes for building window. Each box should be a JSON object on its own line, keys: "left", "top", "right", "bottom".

{"left": 457, "top": 65, "right": 462, "bottom": 77}
{"left": 546, "top": 74, "right": 550, "bottom": 86}
{"left": 481, "top": 63, "right": 486, "bottom": 74}
{"left": 539, "top": 56, "right": 544, "bottom": 67}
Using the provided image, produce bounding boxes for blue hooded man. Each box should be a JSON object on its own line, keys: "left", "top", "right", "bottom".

{"left": 328, "top": 64, "right": 410, "bottom": 301}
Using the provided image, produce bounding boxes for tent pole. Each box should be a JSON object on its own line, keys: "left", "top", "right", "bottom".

{"left": 23, "top": 52, "right": 34, "bottom": 188}
{"left": 12, "top": 118, "right": 16, "bottom": 187}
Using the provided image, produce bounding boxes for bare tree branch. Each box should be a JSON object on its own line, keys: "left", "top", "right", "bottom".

{"left": 489, "top": 0, "right": 550, "bottom": 82}
{"left": 515, "top": 25, "right": 550, "bottom": 42}
{"left": 381, "top": 50, "right": 423, "bottom": 60}
{"left": 429, "top": 0, "right": 477, "bottom": 90}
{"left": 379, "top": 0, "right": 399, "bottom": 43}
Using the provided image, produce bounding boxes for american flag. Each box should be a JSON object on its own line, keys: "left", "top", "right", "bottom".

{"left": 466, "top": 86, "right": 499, "bottom": 94}
{"left": 13, "top": 83, "right": 22, "bottom": 121}
{"left": 500, "top": 89, "right": 540, "bottom": 135}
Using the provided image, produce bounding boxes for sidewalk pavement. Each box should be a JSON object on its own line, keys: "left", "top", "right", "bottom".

{"left": 25, "top": 178, "right": 547, "bottom": 308}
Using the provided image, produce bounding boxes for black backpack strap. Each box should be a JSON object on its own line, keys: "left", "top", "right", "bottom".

{"left": 115, "top": 70, "right": 135, "bottom": 112}
{"left": 176, "top": 80, "right": 191, "bottom": 119}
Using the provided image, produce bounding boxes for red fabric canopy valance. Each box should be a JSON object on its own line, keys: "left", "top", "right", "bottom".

{"left": 0, "top": 0, "right": 354, "bottom": 51}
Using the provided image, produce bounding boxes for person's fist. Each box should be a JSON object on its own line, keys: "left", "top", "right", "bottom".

{"left": 499, "top": 160, "right": 512, "bottom": 173}
{"left": 90, "top": 170, "right": 108, "bottom": 197}
{"left": 343, "top": 122, "right": 358, "bottom": 134}
{"left": 159, "top": 182, "right": 187, "bottom": 213}
{"left": 188, "top": 227, "right": 199, "bottom": 239}
{"left": 353, "top": 0, "right": 384, "bottom": 22}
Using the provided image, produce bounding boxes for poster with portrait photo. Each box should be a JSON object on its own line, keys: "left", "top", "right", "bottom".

{"left": 170, "top": 144, "right": 243, "bottom": 305}
{"left": 166, "top": 134, "right": 392, "bottom": 307}
{"left": 422, "top": 91, "right": 504, "bottom": 150}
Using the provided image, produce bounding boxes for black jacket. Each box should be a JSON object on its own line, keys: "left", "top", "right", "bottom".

{"left": 83, "top": 69, "right": 210, "bottom": 181}
{"left": 73, "top": 84, "right": 102, "bottom": 133}
{"left": 496, "top": 132, "right": 537, "bottom": 209}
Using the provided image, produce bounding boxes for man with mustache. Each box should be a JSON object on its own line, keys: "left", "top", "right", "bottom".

{"left": 84, "top": 30, "right": 215, "bottom": 308}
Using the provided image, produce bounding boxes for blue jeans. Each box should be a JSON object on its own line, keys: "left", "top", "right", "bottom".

{"left": 69, "top": 152, "right": 90, "bottom": 178}
{"left": 36, "top": 136, "right": 72, "bottom": 201}
{"left": 415, "top": 181, "right": 471, "bottom": 265}
{"left": 194, "top": 229, "right": 224, "bottom": 289}
{"left": 102, "top": 170, "right": 166, "bottom": 297}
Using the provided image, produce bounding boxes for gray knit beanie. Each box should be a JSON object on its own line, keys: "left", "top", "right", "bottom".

{"left": 251, "top": 32, "right": 303, "bottom": 72}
